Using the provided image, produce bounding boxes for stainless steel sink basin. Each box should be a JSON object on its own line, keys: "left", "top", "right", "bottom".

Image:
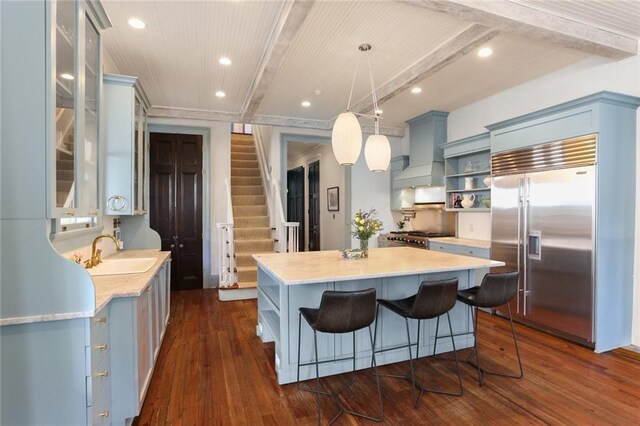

{"left": 88, "top": 257, "right": 157, "bottom": 276}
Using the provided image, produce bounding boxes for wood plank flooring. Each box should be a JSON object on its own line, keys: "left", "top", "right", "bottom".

{"left": 137, "top": 289, "right": 640, "bottom": 425}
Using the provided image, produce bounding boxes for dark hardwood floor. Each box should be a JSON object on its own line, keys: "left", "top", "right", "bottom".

{"left": 137, "top": 289, "right": 640, "bottom": 425}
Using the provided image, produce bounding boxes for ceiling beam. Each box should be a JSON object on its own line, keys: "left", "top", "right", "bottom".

{"left": 350, "top": 23, "right": 498, "bottom": 115}
{"left": 148, "top": 106, "right": 240, "bottom": 123}
{"left": 252, "top": 115, "right": 405, "bottom": 138}
{"left": 240, "top": 0, "right": 315, "bottom": 124}
{"left": 404, "top": 0, "right": 637, "bottom": 60}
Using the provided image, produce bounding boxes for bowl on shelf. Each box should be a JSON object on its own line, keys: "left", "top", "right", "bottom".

{"left": 340, "top": 249, "right": 366, "bottom": 260}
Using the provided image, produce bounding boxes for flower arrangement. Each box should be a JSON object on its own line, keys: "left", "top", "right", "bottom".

{"left": 351, "top": 209, "right": 383, "bottom": 256}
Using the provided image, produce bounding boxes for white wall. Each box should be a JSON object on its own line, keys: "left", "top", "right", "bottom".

{"left": 446, "top": 54, "right": 640, "bottom": 347}
{"left": 287, "top": 144, "right": 346, "bottom": 250}
{"left": 147, "top": 117, "right": 230, "bottom": 287}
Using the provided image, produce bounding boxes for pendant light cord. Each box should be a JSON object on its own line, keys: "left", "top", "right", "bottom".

{"left": 367, "top": 51, "right": 380, "bottom": 135}
{"left": 346, "top": 59, "right": 359, "bottom": 111}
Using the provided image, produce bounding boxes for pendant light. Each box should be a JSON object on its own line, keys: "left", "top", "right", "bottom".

{"left": 331, "top": 44, "right": 391, "bottom": 171}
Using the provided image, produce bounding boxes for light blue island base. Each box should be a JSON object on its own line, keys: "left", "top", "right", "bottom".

{"left": 253, "top": 248, "right": 504, "bottom": 385}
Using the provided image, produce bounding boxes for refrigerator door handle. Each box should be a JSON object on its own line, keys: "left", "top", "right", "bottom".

{"left": 516, "top": 177, "right": 523, "bottom": 314}
{"left": 522, "top": 177, "right": 531, "bottom": 316}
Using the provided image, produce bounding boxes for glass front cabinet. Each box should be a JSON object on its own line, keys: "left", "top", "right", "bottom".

{"left": 49, "top": 0, "right": 108, "bottom": 219}
{"left": 103, "top": 74, "right": 150, "bottom": 216}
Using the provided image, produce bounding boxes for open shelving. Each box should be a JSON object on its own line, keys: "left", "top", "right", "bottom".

{"left": 442, "top": 133, "right": 491, "bottom": 212}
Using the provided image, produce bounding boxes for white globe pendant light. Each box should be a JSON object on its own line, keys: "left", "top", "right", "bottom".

{"left": 331, "top": 111, "right": 362, "bottom": 165}
{"left": 331, "top": 43, "right": 390, "bottom": 171}
{"left": 364, "top": 133, "right": 391, "bottom": 172}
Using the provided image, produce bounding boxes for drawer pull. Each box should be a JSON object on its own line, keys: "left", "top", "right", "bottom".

{"left": 145, "top": 286, "right": 151, "bottom": 293}
{"left": 98, "top": 411, "right": 109, "bottom": 418}
{"left": 96, "top": 370, "right": 109, "bottom": 378}
{"left": 94, "top": 317, "right": 107, "bottom": 323}
{"left": 95, "top": 344, "right": 108, "bottom": 350}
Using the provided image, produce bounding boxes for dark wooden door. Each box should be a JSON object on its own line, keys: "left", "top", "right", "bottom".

{"left": 308, "top": 160, "right": 320, "bottom": 251}
{"left": 287, "top": 166, "right": 305, "bottom": 251}
{"left": 150, "top": 132, "right": 203, "bottom": 291}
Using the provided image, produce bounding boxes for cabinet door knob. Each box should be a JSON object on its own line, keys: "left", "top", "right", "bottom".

{"left": 94, "top": 317, "right": 107, "bottom": 323}
{"left": 95, "top": 344, "right": 108, "bottom": 350}
{"left": 108, "top": 195, "right": 127, "bottom": 212}
{"left": 179, "top": 244, "right": 184, "bottom": 248}
{"left": 170, "top": 244, "right": 175, "bottom": 249}
{"left": 65, "top": 209, "right": 75, "bottom": 216}
{"left": 96, "top": 370, "right": 109, "bottom": 377}
{"left": 98, "top": 411, "right": 109, "bottom": 417}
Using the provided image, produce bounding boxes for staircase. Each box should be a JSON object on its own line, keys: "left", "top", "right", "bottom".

{"left": 56, "top": 108, "right": 75, "bottom": 207}
{"left": 219, "top": 133, "right": 276, "bottom": 301}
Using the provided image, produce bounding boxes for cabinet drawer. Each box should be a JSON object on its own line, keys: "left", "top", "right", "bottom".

{"left": 90, "top": 376, "right": 111, "bottom": 426}
{"left": 90, "top": 340, "right": 110, "bottom": 375}
{"left": 429, "top": 243, "right": 457, "bottom": 254}
{"left": 457, "top": 246, "right": 490, "bottom": 259}
{"left": 91, "top": 365, "right": 111, "bottom": 406}
{"left": 90, "top": 308, "right": 110, "bottom": 344}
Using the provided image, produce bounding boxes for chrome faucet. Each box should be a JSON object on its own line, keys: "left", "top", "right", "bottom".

{"left": 85, "top": 234, "right": 121, "bottom": 268}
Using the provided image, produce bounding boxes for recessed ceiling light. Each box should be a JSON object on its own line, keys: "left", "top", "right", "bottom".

{"left": 60, "top": 73, "right": 74, "bottom": 80}
{"left": 219, "top": 57, "right": 231, "bottom": 66}
{"left": 301, "top": 101, "right": 311, "bottom": 107}
{"left": 127, "top": 18, "right": 146, "bottom": 29}
{"left": 313, "top": 89, "right": 322, "bottom": 95}
{"left": 411, "top": 87, "right": 422, "bottom": 94}
{"left": 375, "top": 109, "right": 383, "bottom": 115}
{"left": 478, "top": 47, "right": 493, "bottom": 58}
{"left": 215, "top": 91, "right": 226, "bottom": 98}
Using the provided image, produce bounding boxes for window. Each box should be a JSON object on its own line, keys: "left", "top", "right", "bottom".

{"left": 231, "top": 123, "right": 252, "bottom": 134}
{"left": 58, "top": 216, "right": 99, "bottom": 232}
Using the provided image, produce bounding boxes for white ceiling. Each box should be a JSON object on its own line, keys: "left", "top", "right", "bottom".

{"left": 100, "top": 0, "right": 639, "bottom": 133}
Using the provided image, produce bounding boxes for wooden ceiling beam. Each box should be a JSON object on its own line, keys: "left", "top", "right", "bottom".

{"left": 350, "top": 23, "right": 498, "bottom": 115}
{"left": 404, "top": 0, "right": 637, "bottom": 60}
{"left": 240, "top": 0, "right": 315, "bottom": 124}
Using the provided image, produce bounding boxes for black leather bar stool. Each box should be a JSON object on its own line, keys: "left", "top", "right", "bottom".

{"left": 455, "top": 271, "right": 523, "bottom": 386}
{"left": 372, "top": 278, "right": 462, "bottom": 408}
{"left": 297, "top": 288, "right": 383, "bottom": 425}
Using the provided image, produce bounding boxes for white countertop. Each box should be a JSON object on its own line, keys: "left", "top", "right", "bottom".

{"left": 253, "top": 247, "right": 503, "bottom": 285}
{"left": 429, "top": 237, "right": 491, "bottom": 249}
{"left": 92, "top": 249, "right": 171, "bottom": 312}
{"left": 1, "top": 249, "right": 171, "bottom": 326}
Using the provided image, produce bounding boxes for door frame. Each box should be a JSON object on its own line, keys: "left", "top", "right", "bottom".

{"left": 279, "top": 134, "right": 352, "bottom": 249}
{"left": 287, "top": 165, "right": 305, "bottom": 251}
{"left": 147, "top": 124, "right": 212, "bottom": 288}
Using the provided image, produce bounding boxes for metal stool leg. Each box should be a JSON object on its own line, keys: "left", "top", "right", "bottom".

{"left": 433, "top": 316, "right": 440, "bottom": 356}
{"left": 314, "top": 330, "right": 322, "bottom": 425}
{"left": 368, "top": 325, "right": 384, "bottom": 421}
{"left": 467, "top": 305, "right": 524, "bottom": 385}
{"left": 404, "top": 318, "right": 418, "bottom": 408}
{"left": 370, "top": 304, "right": 381, "bottom": 369}
{"left": 446, "top": 312, "right": 464, "bottom": 396}
{"left": 297, "top": 312, "right": 302, "bottom": 388}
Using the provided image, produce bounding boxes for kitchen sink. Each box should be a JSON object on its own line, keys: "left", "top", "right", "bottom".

{"left": 88, "top": 257, "right": 157, "bottom": 276}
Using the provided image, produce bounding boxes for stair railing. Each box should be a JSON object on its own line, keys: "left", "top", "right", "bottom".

{"left": 253, "top": 126, "right": 299, "bottom": 253}
{"left": 216, "top": 178, "right": 236, "bottom": 288}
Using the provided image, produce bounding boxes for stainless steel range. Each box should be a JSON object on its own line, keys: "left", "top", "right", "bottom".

{"left": 387, "top": 231, "right": 454, "bottom": 249}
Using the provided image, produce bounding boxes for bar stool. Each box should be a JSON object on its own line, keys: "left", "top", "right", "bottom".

{"left": 297, "top": 288, "right": 383, "bottom": 425}
{"left": 455, "top": 271, "right": 523, "bottom": 386}
{"left": 372, "top": 278, "right": 462, "bottom": 408}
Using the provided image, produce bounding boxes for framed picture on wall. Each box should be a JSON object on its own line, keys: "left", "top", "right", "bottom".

{"left": 327, "top": 186, "right": 339, "bottom": 211}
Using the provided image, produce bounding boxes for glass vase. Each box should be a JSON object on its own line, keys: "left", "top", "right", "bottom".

{"left": 359, "top": 238, "right": 369, "bottom": 257}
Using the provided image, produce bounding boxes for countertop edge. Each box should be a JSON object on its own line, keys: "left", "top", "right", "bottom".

{"left": 429, "top": 237, "right": 491, "bottom": 249}
{"left": 0, "top": 311, "right": 94, "bottom": 326}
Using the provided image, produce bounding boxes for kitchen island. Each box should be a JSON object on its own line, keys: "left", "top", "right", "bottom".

{"left": 254, "top": 247, "right": 504, "bottom": 384}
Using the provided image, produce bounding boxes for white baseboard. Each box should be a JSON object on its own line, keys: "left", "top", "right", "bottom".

{"left": 218, "top": 287, "right": 257, "bottom": 301}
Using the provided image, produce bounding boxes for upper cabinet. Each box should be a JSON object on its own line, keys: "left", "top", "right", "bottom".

{"left": 103, "top": 74, "right": 151, "bottom": 216}
{"left": 442, "top": 133, "right": 491, "bottom": 212}
{"left": 49, "top": 0, "right": 108, "bottom": 218}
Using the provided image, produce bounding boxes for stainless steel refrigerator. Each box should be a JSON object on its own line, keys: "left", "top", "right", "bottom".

{"left": 490, "top": 136, "right": 596, "bottom": 345}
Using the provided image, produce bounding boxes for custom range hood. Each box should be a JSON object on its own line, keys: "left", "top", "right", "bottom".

{"left": 394, "top": 111, "right": 448, "bottom": 189}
